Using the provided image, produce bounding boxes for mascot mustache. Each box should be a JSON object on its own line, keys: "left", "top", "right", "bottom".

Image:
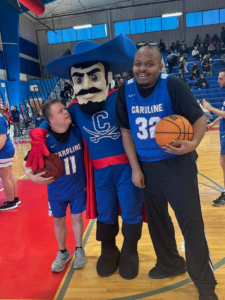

{"left": 76, "top": 87, "right": 102, "bottom": 97}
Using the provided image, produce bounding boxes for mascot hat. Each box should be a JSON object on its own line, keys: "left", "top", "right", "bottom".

{"left": 46, "top": 34, "right": 136, "bottom": 79}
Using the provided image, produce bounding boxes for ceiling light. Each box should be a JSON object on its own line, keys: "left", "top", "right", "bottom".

{"left": 162, "top": 12, "right": 182, "bottom": 17}
{"left": 73, "top": 24, "right": 92, "bottom": 29}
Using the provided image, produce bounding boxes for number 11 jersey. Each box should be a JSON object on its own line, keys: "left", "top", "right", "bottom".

{"left": 46, "top": 124, "right": 86, "bottom": 196}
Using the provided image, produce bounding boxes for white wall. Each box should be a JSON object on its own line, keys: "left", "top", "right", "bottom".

{"left": 19, "top": 15, "right": 37, "bottom": 45}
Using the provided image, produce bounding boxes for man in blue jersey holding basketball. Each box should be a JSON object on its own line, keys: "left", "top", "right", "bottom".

{"left": 22, "top": 99, "right": 87, "bottom": 273}
{"left": 203, "top": 68, "right": 225, "bottom": 207}
{"left": 116, "top": 45, "right": 218, "bottom": 300}
{"left": 25, "top": 35, "right": 144, "bottom": 280}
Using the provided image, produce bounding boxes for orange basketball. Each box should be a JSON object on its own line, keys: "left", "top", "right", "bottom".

{"left": 155, "top": 115, "right": 193, "bottom": 148}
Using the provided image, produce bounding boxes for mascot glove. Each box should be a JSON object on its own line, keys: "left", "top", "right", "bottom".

{"left": 26, "top": 128, "right": 50, "bottom": 171}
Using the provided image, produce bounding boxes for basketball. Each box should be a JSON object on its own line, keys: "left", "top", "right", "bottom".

{"left": 155, "top": 115, "right": 193, "bottom": 148}
{"left": 33, "top": 153, "right": 63, "bottom": 181}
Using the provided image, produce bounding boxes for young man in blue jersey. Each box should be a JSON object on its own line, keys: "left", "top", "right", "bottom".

{"left": 25, "top": 35, "right": 144, "bottom": 280}
{"left": 116, "top": 45, "right": 218, "bottom": 300}
{"left": 22, "top": 99, "right": 87, "bottom": 273}
{"left": 203, "top": 68, "right": 225, "bottom": 207}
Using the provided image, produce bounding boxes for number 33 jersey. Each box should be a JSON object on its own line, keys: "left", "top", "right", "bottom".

{"left": 125, "top": 73, "right": 176, "bottom": 162}
{"left": 46, "top": 125, "right": 86, "bottom": 196}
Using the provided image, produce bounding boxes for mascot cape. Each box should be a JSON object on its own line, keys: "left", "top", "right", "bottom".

{"left": 45, "top": 33, "right": 147, "bottom": 222}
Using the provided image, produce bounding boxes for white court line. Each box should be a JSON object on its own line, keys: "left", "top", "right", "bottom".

{"left": 0, "top": 174, "right": 26, "bottom": 193}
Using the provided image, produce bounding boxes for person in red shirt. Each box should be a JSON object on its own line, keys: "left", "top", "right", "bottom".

{"left": 2, "top": 105, "right": 13, "bottom": 129}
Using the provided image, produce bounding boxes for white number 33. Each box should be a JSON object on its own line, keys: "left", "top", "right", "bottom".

{"left": 136, "top": 117, "right": 161, "bottom": 140}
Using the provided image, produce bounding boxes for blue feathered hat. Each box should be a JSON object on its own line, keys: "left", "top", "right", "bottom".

{"left": 45, "top": 34, "right": 136, "bottom": 79}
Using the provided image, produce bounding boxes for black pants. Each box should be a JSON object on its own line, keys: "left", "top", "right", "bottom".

{"left": 167, "top": 62, "right": 175, "bottom": 74}
{"left": 192, "top": 54, "right": 200, "bottom": 61}
{"left": 139, "top": 154, "right": 216, "bottom": 294}
{"left": 197, "top": 82, "right": 209, "bottom": 89}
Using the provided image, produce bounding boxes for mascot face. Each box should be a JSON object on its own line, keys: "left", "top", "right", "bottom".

{"left": 70, "top": 62, "right": 112, "bottom": 114}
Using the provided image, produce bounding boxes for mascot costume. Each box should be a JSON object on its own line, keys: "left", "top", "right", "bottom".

{"left": 26, "top": 34, "right": 145, "bottom": 280}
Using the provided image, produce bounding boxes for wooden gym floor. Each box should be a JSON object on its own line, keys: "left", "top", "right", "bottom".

{"left": 1, "top": 128, "right": 225, "bottom": 300}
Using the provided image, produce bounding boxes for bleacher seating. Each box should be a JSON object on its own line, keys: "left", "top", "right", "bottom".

{"left": 162, "top": 49, "right": 224, "bottom": 120}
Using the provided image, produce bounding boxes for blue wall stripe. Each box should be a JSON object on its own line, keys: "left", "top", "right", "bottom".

{"left": 0, "top": 50, "right": 5, "bottom": 70}
{"left": 19, "top": 37, "right": 39, "bottom": 60}
{"left": 20, "top": 57, "right": 41, "bottom": 77}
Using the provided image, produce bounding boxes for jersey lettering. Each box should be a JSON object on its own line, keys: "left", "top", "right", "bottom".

{"left": 64, "top": 155, "right": 77, "bottom": 176}
{"left": 136, "top": 116, "right": 161, "bottom": 140}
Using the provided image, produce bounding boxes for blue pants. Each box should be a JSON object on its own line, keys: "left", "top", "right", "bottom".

{"left": 94, "top": 163, "right": 143, "bottom": 225}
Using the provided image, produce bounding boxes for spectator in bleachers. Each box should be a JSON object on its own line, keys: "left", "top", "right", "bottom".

{"left": 212, "top": 34, "right": 220, "bottom": 44}
{"left": 180, "top": 41, "right": 189, "bottom": 54}
{"left": 221, "top": 27, "right": 225, "bottom": 43}
{"left": 191, "top": 61, "right": 200, "bottom": 78}
{"left": 32, "top": 110, "right": 45, "bottom": 128}
{"left": 205, "top": 34, "right": 211, "bottom": 42}
{"left": 192, "top": 46, "right": 200, "bottom": 61}
{"left": 197, "top": 99, "right": 213, "bottom": 124}
{"left": 220, "top": 41, "right": 225, "bottom": 55}
{"left": 193, "top": 34, "right": 201, "bottom": 47}
{"left": 202, "top": 57, "right": 212, "bottom": 77}
{"left": 197, "top": 74, "right": 209, "bottom": 90}
{"left": 166, "top": 52, "right": 178, "bottom": 74}
{"left": 179, "top": 73, "right": 187, "bottom": 83}
{"left": 208, "top": 42, "right": 216, "bottom": 56}
{"left": 169, "top": 42, "right": 175, "bottom": 53}
{"left": 203, "top": 40, "right": 209, "bottom": 54}
{"left": 159, "top": 39, "right": 166, "bottom": 52}
{"left": 220, "top": 53, "right": 225, "bottom": 65}
{"left": 187, "top": 75, "right": 198, "bottom": 89}
{"left": 199, "top": 43, "right": 205, "bottom": 57}
{"left": 208, "top": 53, "right": 214, "bottom": 66}
{"left": 179, "top": 54, "right": 188, "bottom": 73}
{"left": 175, "top": 40, "right": 180, "bottom": 53}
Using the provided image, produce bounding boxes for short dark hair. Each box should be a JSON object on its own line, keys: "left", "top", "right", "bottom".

{"left": 137, "top": 45, "right": 162, "bottom": 63}
{"left": 70, "top": 61, "right": 110, "bottom": 84}
{"left": 41, "top": 99, "right": 61, "bottom": 122}
{"left": 219, "top": 68, "right": 225, "bottom": 74}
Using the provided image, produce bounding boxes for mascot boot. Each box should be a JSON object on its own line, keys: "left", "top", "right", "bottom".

{"left": 96, "top": 220, "right": 120, "bottom": 277}
{"left": 119, "top": 221, "right": 143, "bottom": 280}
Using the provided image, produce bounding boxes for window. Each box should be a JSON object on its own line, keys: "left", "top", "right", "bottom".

{"left": 92, "top": 24, "right": 107, "bottom": 39}
{"left": 130, "top": 19, "right": 145, "bottom": 34}
{"left": 220, "top": 9, "right": 225, "bottom": 23}
{"left": 114, "top": 21, "right": 130, "bottom": 36}
{"left": 62, "top": 28, "right": 77, "bottom": 42}
{"left": 77, "top": 27, "right": 92, "bottom": 41}
{"left": 151, "top": 17, "right": 162, "bottom": 32}
{"left": 186, "top": 12, "right": 202, "bottom": 27}
{"left": 47, "top": 30, "right": 62, "bottom": 44}
{"left": 203, "top": 10, "right": 219, "bottom": 25}
{"left": 162, "top": 16, "right": 178, "bottom": 30}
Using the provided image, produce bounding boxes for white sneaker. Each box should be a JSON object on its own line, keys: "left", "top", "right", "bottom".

{"left": 73, "top": 248, "right": 86, "bottom": 269}
{"left": 51, "top": 249, "right": 71, "bottom": 272}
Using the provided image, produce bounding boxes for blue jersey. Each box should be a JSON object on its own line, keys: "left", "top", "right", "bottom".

{"left": 220, "top": 100, "right": 225, "bottom": 140}
{"left": 0, "top": 114, "right": 14, "bottom": 159}
{"left": 125, "top": 73, "right": 176, "bottom": 162}
{"left": 46, "top": 125, "right": 86, "bottom": 196}
{"left": 68, "top": 92, "right": 126, "bottom": 161}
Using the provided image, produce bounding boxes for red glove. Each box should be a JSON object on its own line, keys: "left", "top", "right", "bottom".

{"left": 26, "top": 128, "right": 50, "bottom": 171}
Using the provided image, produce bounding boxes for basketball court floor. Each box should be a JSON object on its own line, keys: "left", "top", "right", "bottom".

{"left": 0, "top": 127, "right": 224, "bottom": 300}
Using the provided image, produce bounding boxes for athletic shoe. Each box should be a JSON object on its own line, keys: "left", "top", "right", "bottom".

{"left": 199, "top": 291, "right": 218, "bottom": 300}
{"left": 51, "top": 249, "right": 71, "bottom": 272}
{"left": 149, "top": 258, "right": 187, "bottom": 279}
{"left": 0, "top": 201, "right": 18, "bottom": 211}
{"left": 212, "top": 192, "right": 225, "bottom": 207}
{"left": 73, "top": 248, "right": 86, "bottom": 269}
{"left": 3, "top": 198, "right": 21, "bottom": 206}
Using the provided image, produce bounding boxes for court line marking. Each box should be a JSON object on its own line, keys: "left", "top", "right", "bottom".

{"left": 55, "top": 219, "right": 96, "bottom": 300}
{"left": 108, "top": 258, "right": 225, "bottom": 300}
{"left": 199, "top": 182, "right": 223, "bottom": 193}
{"left": 198, "top": 172, "right": 224, "bottom": 190}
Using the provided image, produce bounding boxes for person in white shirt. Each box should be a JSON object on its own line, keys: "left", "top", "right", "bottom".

{"left": 192, "top": 46, "right": 200, "bottom": 61}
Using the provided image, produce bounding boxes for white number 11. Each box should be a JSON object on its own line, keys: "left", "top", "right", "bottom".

{"left": 64, "top": 155, "right": 77, "bottom": 175}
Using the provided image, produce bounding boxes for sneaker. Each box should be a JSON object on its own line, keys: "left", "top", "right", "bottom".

{"left": 73, "top": 248, "right": 86, "bottom": 269}
{"left": 212, "top": 192, "right": 225, "bottom": 207}
{"left": 51, "top": 249, "right": 71, "bottom": 272}
{"left": 3, "top": 198, "right": 21, "bottom": 206}
{"left": 0, "top": 201, "right": 18, "bottom": 211}
{"left": 199, "top": 291, "right": 218, "bottom": 300}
